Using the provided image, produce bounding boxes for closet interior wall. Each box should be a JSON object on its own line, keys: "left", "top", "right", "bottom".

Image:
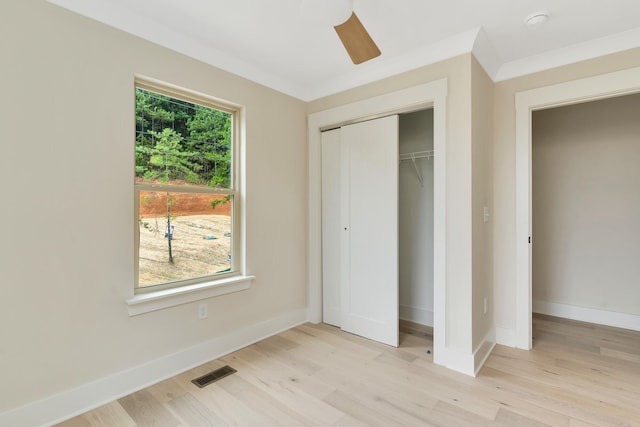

{"left": 399, "top": 109, "right": 435, "bottom": 326}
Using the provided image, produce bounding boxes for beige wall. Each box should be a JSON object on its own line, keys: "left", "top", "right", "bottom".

{"left": 309, "top": 54, "right": 476, "bottom": 354}
{"left": 471, "top": 57, "right": 494, "bottom": 349}
{"left": 532, "top": 93, "right": 640, "bottom": 315}
{"left": 7, "top": 0, "right": 637, "bottom": 415}
{"left": 0, "top": 0, "right": 307, "bottom": 412}
{"left": 492, "top": 48, "right": 640, "bottom": 336}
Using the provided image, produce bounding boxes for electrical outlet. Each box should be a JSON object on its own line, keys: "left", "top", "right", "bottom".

{"left": 483, "top": 206, "right": 490, "bottom": 223}
{"left": 198, "top": 302, "right": 208, "bottom": 320}
{"left": 483, "top": 297, "right": 488, "bottom": 315}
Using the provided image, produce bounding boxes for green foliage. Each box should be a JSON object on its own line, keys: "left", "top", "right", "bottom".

{"left": 143, "top": 128, "right": 199, "bottom": 183}
{"left": 135, "top": 88, "right": 232, "bottom": 187}
{"left": 211, "top": 194, "right": 231, "bottom": 211}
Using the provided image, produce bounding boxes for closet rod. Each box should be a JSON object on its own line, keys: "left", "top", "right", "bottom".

{"left": 399, "top": 150, "right": 433, "bottom": 187}
{"left": 399, "top": 150, "right": 434, "bottom": 161}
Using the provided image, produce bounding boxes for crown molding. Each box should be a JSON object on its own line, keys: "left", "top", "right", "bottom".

{"left": 494, "top": 27, "right": 640, "bottom": 82}
{"left": 47, "top": 1, "right": 640, "bottom": 100}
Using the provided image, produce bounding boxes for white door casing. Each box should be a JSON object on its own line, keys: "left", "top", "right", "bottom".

{"left": 514, "top": 66, "right": 640, "bottom": 349}
{"left": 308, "top": 79, "right": 447, "bottom": 365}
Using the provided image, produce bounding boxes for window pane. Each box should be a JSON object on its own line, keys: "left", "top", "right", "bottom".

{"left": 138, "top": 191, "right": 233, "bottom": 288}
{"left": 135, "top": 88, "right": 232, "bottom": 189}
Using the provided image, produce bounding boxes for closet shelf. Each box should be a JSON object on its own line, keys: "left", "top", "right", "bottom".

{"left": 399, "top": 150, "right": 434, "bottom": 161}
{"left": 399, "top": 150, "right": 433, "bottom": 187}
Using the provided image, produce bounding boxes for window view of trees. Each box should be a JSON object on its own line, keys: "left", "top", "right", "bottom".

{"left": 135, "top": 88, "right": 232, "bottom": 188}
{"left": 135, "top": 88, "right": 235, "bottom": 289}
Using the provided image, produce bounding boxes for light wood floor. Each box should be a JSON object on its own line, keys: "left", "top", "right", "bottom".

{"left": 57, "top": 315, "right": 640, "bottom": 426}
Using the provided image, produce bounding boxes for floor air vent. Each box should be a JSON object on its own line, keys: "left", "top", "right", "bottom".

{"left": 192, "top": 365, "right": 237, "bottom": 388}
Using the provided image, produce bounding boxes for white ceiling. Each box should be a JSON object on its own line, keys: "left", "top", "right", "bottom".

{"left": 48, "top": 0, "right": 640, "bottom": 101}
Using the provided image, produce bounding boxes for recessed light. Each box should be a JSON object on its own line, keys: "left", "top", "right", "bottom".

{"left": 525, "top": 12, "right": 549, "bottom": 27}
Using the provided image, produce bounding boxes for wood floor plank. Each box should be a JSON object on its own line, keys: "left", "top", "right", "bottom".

{"left": 219, "top": 349, "right": 343, "bottom": 425}
{"left": 323, "top": 389, "right": 412, "bottom": 427}
{"left": 166, "top": 393, "right": 228, "bottom": 426}
{"left": 314, "top": 363, "right": 439, "bottom": 424}
{"left": 371, "top": 352, "right": 500, "bottom": 420}
{"left": 474, "top": 369, "right": 573, "bottom": 426}
{"left": 599, "top": 346, "right": 640, "bottom": 364}
{"left": 331, "top": 414, "right": 375, "bottom": 427}
{"left": 427, "top": 400, "right": 491, "bottom": 426}
{"left": 493, "top": 407, "right": 551, "bottom": 427}
{"left": 487, "top": 349, "right": 640, "bottom": 405}
{"left": 479, "top": 365, "right": 639, "bottom": 426}
{"left": 145, "top": 377, "right": 190, "bottom": 405}
{"left": 118, "top": 389, "right": 181, "bottom": 427}
{"left": 252, "top": 334, "right": 325, "bottom": 376}
{"left": 213, "top": 373, "right": 319, "bottom": 427}
{"left": 55, "top": 415, "right": 92, "bottom": 427}
{"left": 221, "top": 345, "right": 335, "bottom": 399}
{"left": 568, "top": 418, "right": 600, "bottom": 427}
{"left": 532, "top": 338, "right": 640, "bottom": 375}
{"left": 399, "top": 319, "right": 434, "bottom": 336}
{"left": 83, "top": 402, "right": 137, "bottom": 427}
{"left": 55, "top": 401, "right": 137, "bottom": 427}
{"left": 189, "top": 383, "right": 280, "bottom": 427}
{"left": 55, "top": 315, "right": 640, "bottom": 426}
{"left": 485, "top": 346, "right": 640, "bottom": 413}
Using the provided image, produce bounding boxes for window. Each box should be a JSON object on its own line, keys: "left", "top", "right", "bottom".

{"left": 134, "top": 78, "right": 241, "bottom": 294}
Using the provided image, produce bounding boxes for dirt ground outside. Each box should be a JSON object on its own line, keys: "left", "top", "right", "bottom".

{"left": 138, "top": 191, "right": 232, "bottom": 287}
{"left": 139, "top": 191, "right": 231, "bottom": 217}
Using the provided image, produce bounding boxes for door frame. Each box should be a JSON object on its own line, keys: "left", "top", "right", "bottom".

{"left": 514, "top": 66, "right": 640, "bottom": 349}
{"left": 307, "top": 79, "right": 447, "bottom": 365}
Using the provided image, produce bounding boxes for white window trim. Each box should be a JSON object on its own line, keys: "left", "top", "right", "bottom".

{"left": 126, "top": 274, "right": 255, "bottom": 316}
{"left": 128, "top": 75, "right": 252, "bottom": 315}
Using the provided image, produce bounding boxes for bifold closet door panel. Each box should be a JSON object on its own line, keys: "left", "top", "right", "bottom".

{"left": 341, "top": 115, "right": 399, "bottom": 347}
{"left": 321, "top": 128, "right": 342, "bottom": 327}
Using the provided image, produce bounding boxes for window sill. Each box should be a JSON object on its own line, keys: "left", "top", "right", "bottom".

{"left": 126, "top": 275, "right": 255, "bottom": 316}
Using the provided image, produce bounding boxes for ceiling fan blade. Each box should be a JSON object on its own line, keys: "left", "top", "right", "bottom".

{"left": 334, "top": 12, "right": 381, "bottom": 65}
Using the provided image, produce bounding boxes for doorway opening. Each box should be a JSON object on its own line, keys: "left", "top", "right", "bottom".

{"left": 531, "top": 94, "right": 640, "bottom": 335}
{"left": 514, "top": 66, "right": 640, "bottom": 349}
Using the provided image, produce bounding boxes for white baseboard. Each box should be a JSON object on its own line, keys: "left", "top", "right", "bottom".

{"left": 0, "top": 308, "right": 308, "bottom": 427}
{"left": 322, "top": 306, "right": 341, "bottom": 328}
{"left": 473, "top": 329, "right": 496, "bottom": 377}
{"left": 533, "top": 300, "right": 640, "bottom": 332}
{"left": 442, "top": 347, "right": 475, "bottom": 377}
{"left": 396, "top": 302, "right": 475, "bottom": 376}
{"left": 495, "top": 326, "right": 517, "bottom": 347}
{"left": 399, "top": 305, "right": 434, "bottom": 327}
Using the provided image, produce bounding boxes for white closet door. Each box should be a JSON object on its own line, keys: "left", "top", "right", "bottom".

{"left": 341, "top": 115, "right": 399, "bottom": 347}
{"left": 321, "top": 128, "right": 342, "bottom": 327}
